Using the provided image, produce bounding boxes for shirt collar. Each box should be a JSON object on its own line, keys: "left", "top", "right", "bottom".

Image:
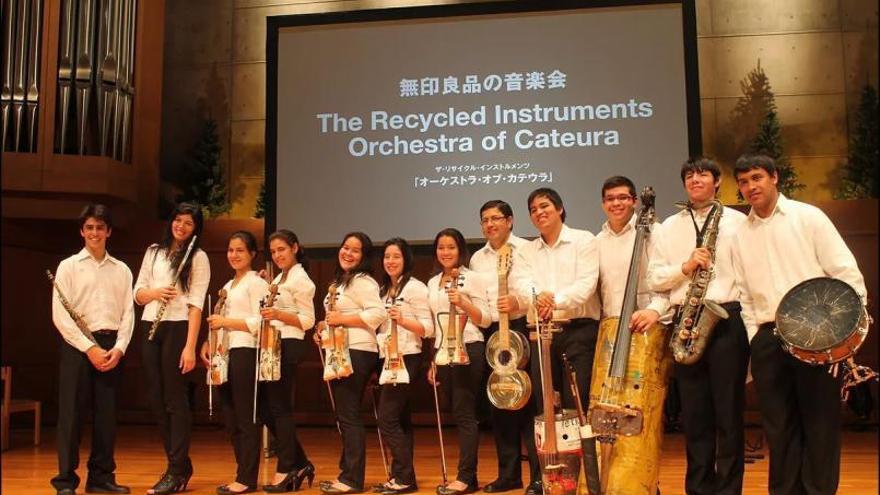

{"left": 539, "top": 224, "right": 573, "bottom": 249}
{"left": 601, "top": 213, "right": 636, "bottom": 237}
{"left": 482, "top": 234, "right": 525, "bottom": 254}
{"left": 747, "top": 193, "right": 788, "bottom": 223}
{"left": 76, "top": 248, "right": 118, "bottom": 266}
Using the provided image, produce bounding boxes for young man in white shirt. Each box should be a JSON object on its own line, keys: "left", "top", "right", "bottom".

{"left": 514, "top": 188, "right": 601, "bottom": 418}
{"left": 50, "top": 204, "right": 134, "bottom": 495}
{"left": 596, "top": 176, "right": 668, "bottom": 329}
{"left": 731, "top": 154, "right": 867, "bottom": 495}
{"left": 469, "top": 200, "right": 540, "bottom": 495}
{"left": 647, "top": 158, "right": 749, "bottom": 495}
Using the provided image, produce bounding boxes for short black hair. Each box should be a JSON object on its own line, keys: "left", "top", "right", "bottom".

{"left": 527, "top": 187, "right": 566, "bottom": 222}
{"left": 680, "top": 157, "right": 721, "bottom": 184}
{"left": 601, "top": 176, "right": 636, "bottom": 199}
{"left": 79, "top": 204, "right": 112, "bottom": 230}
{"left": 479, "top": 199, "right": 513, "bottom": 218}
{"left": 734, "top": 153, "right": 777, "bottom": 179}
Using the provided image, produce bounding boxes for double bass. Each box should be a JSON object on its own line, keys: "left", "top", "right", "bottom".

{"left": 589, "top": 187, "right": 671, "bottom": 494}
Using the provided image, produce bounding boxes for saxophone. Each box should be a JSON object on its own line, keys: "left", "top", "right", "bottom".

{"left": 669, "top": 199, "right": 729, "bottom": 364}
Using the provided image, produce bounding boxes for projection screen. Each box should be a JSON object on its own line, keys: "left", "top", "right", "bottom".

{"left": 267, "top": 1, "right": 700, "bottom": 245}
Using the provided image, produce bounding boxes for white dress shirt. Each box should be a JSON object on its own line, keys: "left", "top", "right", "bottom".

{"left": 731, "top": 195, "right": 867, "bottom": 341}
{"left": 647, "top": 205, "right": 746, "bottom": 306}
{"left": 51, "top": 249, "right": 134, "bottom": 353}
{"left": 596, "top": 216, "right": 669, "bottom": 318}
{"left": 513, "top": 224, "right": 601, "bottom": 320}
{"left": 269, "top": 263, "right": 316, "bottom": 340}
{"left": 469, "top": 234, "right": 529, "bottom": 322}
{"left": 134, "top": 245, "right": 211, "bottom": 320}
{"left": 322, "top": 274, "right": 387, "bottom": 353}
{"left": 220, "top": 271, "right": 269, "bottom": 349}
{"left": 427, "top": 267, "right": 492, "bottom": 346}
{"left": 376, "top": 277, "right": 433, "bottom": 357}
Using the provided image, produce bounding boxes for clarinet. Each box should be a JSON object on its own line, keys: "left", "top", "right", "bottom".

{"left": 147, "top": 235, "right": 198, "bottom": 341}
{"left": 47, "top": 270, "right": 97, "bottom": 344}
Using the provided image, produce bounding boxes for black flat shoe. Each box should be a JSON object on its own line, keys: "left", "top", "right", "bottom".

{"left": 56, "top": 489, "right": 76, "bottom": 495}
{"left": 483, "top": 480, "right": 522, "bottom": 493}
{"left": 85, "top": 480, "right": 131, "bottom": 494}
{"left": 149, "top": 472, "right": 191, "bottom": 495}
{"left": 436, "top": 483, "right": 478, "bottom": 495}
{"left": 523, "top": 481, "right": 543, "bottom": 495}
{"left": 216, "top": 484, "right": 256, "bottom": 494}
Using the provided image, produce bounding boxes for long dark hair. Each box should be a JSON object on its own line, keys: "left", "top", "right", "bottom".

{"left": 334, "top": 232, "right": 373, "bottom": 287}
{"left": 267, "top": 229, "right": 308, "bottom": 271}
{"left": 154, "top": 202, "right": 204, "bottom": 292}
{"left": 432, "top": 228, "right": 470, "bottom": 275}
{"left": 380, "top": 237, "right": 414, "bottom": 298}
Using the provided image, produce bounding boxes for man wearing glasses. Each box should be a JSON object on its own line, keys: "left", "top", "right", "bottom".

{"left": 469, "top": 200, "right": 541, "bottom": 495}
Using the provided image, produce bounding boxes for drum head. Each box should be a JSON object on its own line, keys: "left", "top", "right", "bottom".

{"left": 775, "top": 277, "right": 862, "bottom": 351}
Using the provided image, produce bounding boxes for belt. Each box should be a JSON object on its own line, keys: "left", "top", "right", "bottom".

{"left": 93, "top": 329, "right": 117, "bottom": 336}
{"left": 759, "top": 321, "right": 775, "bottom": 332}
{"left": 721, "top": 301, "right": 742, "bottom": 312}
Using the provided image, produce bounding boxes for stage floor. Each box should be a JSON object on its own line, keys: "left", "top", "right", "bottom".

{"left": 2, "top": 425, "right": 877, "bottom": 494}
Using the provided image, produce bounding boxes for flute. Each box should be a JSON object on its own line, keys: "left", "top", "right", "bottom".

{"left": 47, "top": 269, "right": 97, "bottom": 344}
{"left": 147, "top": 235, "right": 198, "bottom": 341}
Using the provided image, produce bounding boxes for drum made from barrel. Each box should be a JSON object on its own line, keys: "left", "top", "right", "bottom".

{"left": 775, "top": 277, "right": 869, "bottom": 365}
{"left": 534, "top": 409, "right": 581, "bottom": 495}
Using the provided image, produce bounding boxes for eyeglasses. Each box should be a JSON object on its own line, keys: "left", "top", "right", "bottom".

{"left": 602, "top": 194, "right": 635, "bottom": 204}
{"left": 480, "top": 215, "right": 508, "bottom": 225}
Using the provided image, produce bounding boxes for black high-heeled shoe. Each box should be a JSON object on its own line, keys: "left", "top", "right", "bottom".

{"left": 149, "top": 471, "right": 191, "bottom": 495}
{"left": 292, "top": 463, "right": 316, "bottom": 491}
{"left": 263, "top": 472, "right": 297, "bottom": 493}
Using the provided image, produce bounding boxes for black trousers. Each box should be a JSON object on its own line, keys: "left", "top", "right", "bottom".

{"left": 751, "top": 323, "right": 842, "bottom": 495}
{"left": 141, "top": 320, "right": 193, "bottom": 476}
{"left": 674, "top": 305, "right": 749, "bottom": 495}
{"left": 485, "top": 319, "right": 540, "bottom": 485}
{"left": 51, "top": 332, "right": 123, "bottom": 491}
{"left": 529, "top": 318, "right": 598, "bottom": 414}
{"left": 377, "top": 353, "right": 423, "bottom": 486}
{"left": 436, "top": 341, "right": 486, "bottom": 487}
{"left": 221, "top": 347, "right": 261, "bottom": 487}
{"left": 259, "top": 338, "right": 310, "bottom": 474}
{"left": 331, "top": 349, "right": 379, "bottom": 490}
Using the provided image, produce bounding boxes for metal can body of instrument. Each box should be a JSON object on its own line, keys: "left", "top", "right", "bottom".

{"left": 775, "top": 277, "right": 870, "bottom": 366}
{"left": 589, "top": 318, "right": 672, "bottom": 495}
{"left": 534, "top": 409, "right": 581, "bottom": 495}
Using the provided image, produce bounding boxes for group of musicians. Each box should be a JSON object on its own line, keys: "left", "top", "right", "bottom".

{"left": 49, "top": 153, "right": 867, "bottom": 495}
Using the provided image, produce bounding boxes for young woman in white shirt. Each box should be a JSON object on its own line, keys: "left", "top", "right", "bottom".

{"left": 318, "top": 232, "right": 387, "bottom": 495}
{"left": 427, "top": 228, "right": 491, "bottom": 495}
{"left": 374, "top": 238, "right": 433, "bottom": 495}
{"left": 134, "top": 202, "right": 210, "bottom": 494}
{"left": 201, "top": 230, "right": 268, "bottom": 494}
{"left": 259, "top": 229, "right": 317, "bottom": 492}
